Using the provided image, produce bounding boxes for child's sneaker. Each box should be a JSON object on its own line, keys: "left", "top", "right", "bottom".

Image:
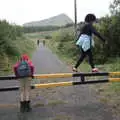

{"left": 92, "top": 68, "right": 99, "bottom": 72}
{"left": 72, "top": 67, "right": 78, "bottom": 72}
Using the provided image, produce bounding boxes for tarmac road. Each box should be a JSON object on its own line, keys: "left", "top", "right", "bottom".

{"left": 0, "top": 43, "right": 119, "bottom": 120}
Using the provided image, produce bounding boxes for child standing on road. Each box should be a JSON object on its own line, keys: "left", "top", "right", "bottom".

{"left": 13, "top": 54, "right": 34, "bottom": 112}
{"left": 72, "top": 14, "right": 105, "bottom": 72}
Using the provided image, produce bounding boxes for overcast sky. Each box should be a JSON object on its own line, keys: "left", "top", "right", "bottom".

{"left": 0, "top": 0, "right": 112, "bottom": 25}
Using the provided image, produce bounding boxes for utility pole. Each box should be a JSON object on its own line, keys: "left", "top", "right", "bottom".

{"left": 74, "top": 0, "right": 77, "bottom": 39}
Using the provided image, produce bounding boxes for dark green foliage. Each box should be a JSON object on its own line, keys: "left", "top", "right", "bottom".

{"left": 45, "top": 35, "right": 52, "bottom": 39}
{"left": 23, "top": 24, "right": 74, "bottom": 33}
{"left": 23, "top": 26, "right": 60, "bottom": 33}
{"left": 64, "top": 23, "right": 74, "bottom": 28}
{"left": 0, "top": 20, "right": 23, "bottom": 56}
{"left": 93, "top": 15, "right": 120, "bottom": 63}
{"left": 52, "top": 30, "right": 79, "bottom": 61}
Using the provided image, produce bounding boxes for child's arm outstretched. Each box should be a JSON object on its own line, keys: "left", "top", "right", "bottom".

{"left": 90, "top": 25, "right": 105, "bottom": 42}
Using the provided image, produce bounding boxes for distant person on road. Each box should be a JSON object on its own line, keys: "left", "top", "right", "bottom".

{"left": 37, "top": 39, "right": 40, "bottom": 46}
{"left": 13, "top": 54, "right": 34, "bottom": 112}
{"left": 72, "top": 13, "right": 105, "bottom": 72}
{"left": 43, "top": 39, "right": 45, "bottom": 46}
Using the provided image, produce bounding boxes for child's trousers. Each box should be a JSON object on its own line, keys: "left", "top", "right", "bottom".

{"left": 19, "top": 78, "right": 31, "bottom": 102}
{"left": 75, "top": 48, "right": 95, "bottom": 69}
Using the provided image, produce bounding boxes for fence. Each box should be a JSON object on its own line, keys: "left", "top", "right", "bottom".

{"left": 0, "top": 72, "right": 120, "bottom": 92}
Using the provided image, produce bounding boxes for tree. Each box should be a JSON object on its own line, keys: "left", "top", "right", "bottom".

{"left": 110, "top": 0, "right": 120, "bottom": 15}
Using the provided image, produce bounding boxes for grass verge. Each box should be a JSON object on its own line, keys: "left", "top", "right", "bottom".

{"left": 0, "top": 35, "right": 36, "bottom": 76}
{"left": 46, "top": 38, "right": 120, "bottom": 115}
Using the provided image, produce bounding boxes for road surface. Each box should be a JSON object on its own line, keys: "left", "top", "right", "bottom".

{"left": 0, "top": 43, "right": 119, "bottom": 120}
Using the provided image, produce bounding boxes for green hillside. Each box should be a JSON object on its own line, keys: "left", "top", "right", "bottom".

{"left": 23, "top": 13, "right": 73, "bottom": 27}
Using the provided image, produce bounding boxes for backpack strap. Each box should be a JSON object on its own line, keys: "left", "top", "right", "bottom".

{"left": 90, "top": 36, "right": 92, "bottom": 50}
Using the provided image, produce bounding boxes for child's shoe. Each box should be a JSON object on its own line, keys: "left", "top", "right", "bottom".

{"left": 20, "top": 101, "right": 25, "bottom": 113}
{"left": 92, "top": 68, "right": 99, "bottom": 72}
{"left": 25, "top": 101, "right": 32, "bottom": 112}
{"left": 72, "top": 67, "right": 78, "bottom": 72}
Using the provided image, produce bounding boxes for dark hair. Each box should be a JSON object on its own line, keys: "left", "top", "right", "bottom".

{"left": 85, "top": 14, "right": 96, "bottom": 23}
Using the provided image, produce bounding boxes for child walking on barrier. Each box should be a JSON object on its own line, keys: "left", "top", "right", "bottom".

{"left": 13, "top": 54, "right": 34, "bottom": 112}
{"left": 72, "top": 14, "right": 105, "bottom": 72}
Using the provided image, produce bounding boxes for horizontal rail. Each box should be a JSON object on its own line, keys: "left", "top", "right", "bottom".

{"left": 109, "top": 78, "right": 120, "bottom": 82}
{"left": 34, "top": 73, "right": 73, "bottom": 79}
{"left": 0, "top": 72, "right": 120, "bottom": 80}
{"left": 0, "top": 86, "right": 19, "bottom": 92}
{"left": 0, "top": 75, "right": 31, "bottom": 80}
{"left": 109, "top": 72, "right": 120, "bottom": 76}
{"left": 33, "top": 78, "right": 120, "bottom": 88}
{"left": 0, "top": 78, "right": 120, "bottom": 92}
{"left": 0, "top": 75, "right": 16, "bottom": 80}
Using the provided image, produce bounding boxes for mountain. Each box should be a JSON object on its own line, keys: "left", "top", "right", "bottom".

{"left": 23, "top": 13, "right": 73, "bottom": 27}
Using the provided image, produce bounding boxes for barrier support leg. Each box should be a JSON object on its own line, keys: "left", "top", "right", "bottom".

{"left": 81, "top": 75, "right": 85, "bottom": 82}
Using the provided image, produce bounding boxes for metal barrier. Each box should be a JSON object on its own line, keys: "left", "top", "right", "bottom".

{"left": 0, "top": 72, "right": 120, "bottom": 80}
{"left": 0, "top": 72, "right": 120, "bottom": 92}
